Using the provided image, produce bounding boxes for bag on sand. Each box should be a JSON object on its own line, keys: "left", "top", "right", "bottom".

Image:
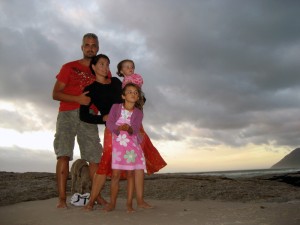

{"left": 70, "top": 193, "right": 90, "bottom": 206}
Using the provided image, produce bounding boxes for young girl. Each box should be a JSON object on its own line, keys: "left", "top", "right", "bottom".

{"left": 117, "top": 59, "right": 145, "bottom": 109}
{"left": 117, "top": 59, "right": 143, "bottom": 88}
{"left": 116, "top": 59, "right": 167, "bottom": 175}
{"left": 106, "top": 83, "right": 145, "bottom": 212}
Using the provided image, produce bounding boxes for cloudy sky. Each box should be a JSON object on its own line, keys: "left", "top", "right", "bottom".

{"left": 1, "top": 0, "right": 299, "bottom": 173}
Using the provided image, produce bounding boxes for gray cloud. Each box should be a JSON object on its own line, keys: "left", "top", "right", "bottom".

{"left": 0, "top": 0, "right": 300, "bottom": 152}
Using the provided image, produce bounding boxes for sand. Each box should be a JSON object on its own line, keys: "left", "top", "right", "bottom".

{"left": 0, "top": 171, "right": 300, "bottom": 225}
{"left": 1, "top": 197, "right": 300, "bottom": 225}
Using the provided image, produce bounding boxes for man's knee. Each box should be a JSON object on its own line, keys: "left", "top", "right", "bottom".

{"left": 58, "top": 156, "right": 70, "bottom": 161}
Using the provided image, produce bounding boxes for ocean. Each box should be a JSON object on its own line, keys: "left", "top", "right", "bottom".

{"left": 175, "top": 168, "right": 300, "bottom": 178}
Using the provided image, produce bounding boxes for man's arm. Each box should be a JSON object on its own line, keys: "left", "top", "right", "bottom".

{"left": 52, "top": 80, "right": 90, "bottom": 105}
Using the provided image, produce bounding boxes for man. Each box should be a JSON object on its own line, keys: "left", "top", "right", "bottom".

{"left": 52, "top": 33, "right": 105, "bottom": 208}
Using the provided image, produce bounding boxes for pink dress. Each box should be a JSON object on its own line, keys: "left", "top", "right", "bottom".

{"left": 122, "top": 74, "right": 143, "bottom": 88}
{"left": 111, "top": 105, "right": 146, "bottom": 170}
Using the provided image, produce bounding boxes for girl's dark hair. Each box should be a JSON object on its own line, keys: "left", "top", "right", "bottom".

{"left": 122, "top": 83, "right": 144, "bottom": 110}
{"left": 89, "top": 54, "right": 110, "bottom": 75}
{"left": 116, "top": 59, "right": 135, "bottom": 77}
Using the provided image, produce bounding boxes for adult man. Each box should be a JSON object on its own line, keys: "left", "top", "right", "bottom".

{"left": 52, "top": 33, "right": 104, "bottom": 208}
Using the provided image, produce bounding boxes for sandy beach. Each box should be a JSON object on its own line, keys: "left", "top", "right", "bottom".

{"left": 1, "top": 171, "right": 300, "bottom": 225}
{"left": 1, "top": 197, "right": 300, "bottom": 225}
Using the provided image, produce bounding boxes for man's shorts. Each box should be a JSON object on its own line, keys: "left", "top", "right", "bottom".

{"left": 53, "top": 109, "right": 102, "bottom": 163}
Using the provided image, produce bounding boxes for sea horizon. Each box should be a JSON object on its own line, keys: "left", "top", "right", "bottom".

{"left": 1, "top": 167, "right": 299, "bottom": 179}
{"left": 166, "top": 167, "right": 300, "bottom": 178}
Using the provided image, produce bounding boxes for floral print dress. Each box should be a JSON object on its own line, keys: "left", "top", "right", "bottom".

{"left": 111, "top": 105, "right": 146, "bottom": 170}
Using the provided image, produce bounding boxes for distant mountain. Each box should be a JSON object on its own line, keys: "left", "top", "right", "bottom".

{"left": 271, "top": 148, "right": 300, "bottom": 169}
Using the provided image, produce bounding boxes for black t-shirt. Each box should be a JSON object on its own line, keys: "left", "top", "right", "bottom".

{"left": 79, "top": 77, "right": 123, "bottom": 124}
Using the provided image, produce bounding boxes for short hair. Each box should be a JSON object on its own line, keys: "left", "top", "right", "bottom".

{"left": 82, "top": 33, "right": 99, "bottom": 45}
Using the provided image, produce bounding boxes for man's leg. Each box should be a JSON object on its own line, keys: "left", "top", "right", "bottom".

{"left": 78, "top": 117, "right": 107, "bottom": 206}
{"left": 54, "top": 110, "right": 78, "bottom": 208}
{"left": 56, "top": 156, "right": 70, "bottom": 208}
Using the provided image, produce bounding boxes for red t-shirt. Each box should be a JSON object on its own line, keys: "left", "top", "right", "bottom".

{"left": 56, "top": 60, "right": 96, "bottom": 112}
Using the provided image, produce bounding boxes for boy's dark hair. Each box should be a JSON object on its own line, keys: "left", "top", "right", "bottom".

{"left": 89, "top": 54, "right": 110, "bottom": 75}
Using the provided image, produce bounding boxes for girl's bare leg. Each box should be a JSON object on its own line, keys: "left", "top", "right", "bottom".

{"left": 105, "top": 169, "right": 120, "bottom": 212}
{"left": 84, "top": 173, "right": 106, "bottom": 211}
{"left": 135, "top": 169, "right": 152, "bottom": 208}
{"left": 126, "top": 170, "right": 135, "bottom": 212}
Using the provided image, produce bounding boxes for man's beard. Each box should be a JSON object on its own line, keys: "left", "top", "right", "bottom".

{"left": 84, "top": 53, "right": 95, "bottom": 59}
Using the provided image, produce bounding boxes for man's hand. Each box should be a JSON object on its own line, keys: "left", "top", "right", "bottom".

{"left": 53, "top": 81, "right": 91, "bottom": 105}
{"left": 78, "top": 91, "right": 90, "bottom": 105}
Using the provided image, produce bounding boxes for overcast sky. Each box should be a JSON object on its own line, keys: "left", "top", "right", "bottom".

{"left": 0, "top": 0, "right": 299, "bottom": 173}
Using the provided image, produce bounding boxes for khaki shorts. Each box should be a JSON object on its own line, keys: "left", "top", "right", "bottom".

{"left": 53, "top": 109, "right": 102, "bottom": 163}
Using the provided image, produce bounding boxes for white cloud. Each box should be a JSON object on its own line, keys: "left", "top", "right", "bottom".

{"left": 0, "top": 128, "right": 53, "bottom": 150}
